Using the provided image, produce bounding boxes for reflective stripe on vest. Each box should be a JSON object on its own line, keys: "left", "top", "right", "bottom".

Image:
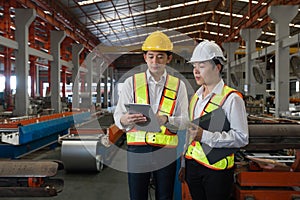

{"left": 127, "top": 72, "right": 180, "bottom": 147}
{"left": 186, "top": 85, "right": 241, "bottom": 170}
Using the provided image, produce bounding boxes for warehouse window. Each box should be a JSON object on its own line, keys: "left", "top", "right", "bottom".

{"left": 0, "top": 75, "right": 30, "bottom": 95}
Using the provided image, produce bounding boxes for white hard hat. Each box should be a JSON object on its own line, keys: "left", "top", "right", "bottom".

{"left": 189, "top": 40, "right": 226, "bottom": 63}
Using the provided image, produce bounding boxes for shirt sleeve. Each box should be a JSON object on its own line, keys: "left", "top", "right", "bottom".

{"left": 201, "top": 93, "right": 249, "bottom": 148}
{"left": 167, "top": 80, "right": 190, "bottom": 130}
{"left": 113, "top": 77, "right": 134, "bottom": 130}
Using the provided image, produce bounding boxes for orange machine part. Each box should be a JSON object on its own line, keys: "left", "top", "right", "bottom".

{"left": 28, "top": 177, "right": 44, "bottom": 187}
{"left": 237, "top": 171, "right": 300, "bottom": 187}
{"left": 108, "top": 124, "right": 124, "bottom": 144}
{"left": 0, "top": 112, "right": 79, "bottom": 128}
{"left": 235, "top": 186, "right": 300, "bottom": 200}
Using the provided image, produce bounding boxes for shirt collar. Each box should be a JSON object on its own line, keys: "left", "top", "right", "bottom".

{"left": 196, "top": 79, "right": 224, "bottom": 97}
{"left": 146, "top": 69, "right": 167, "bottom": 84}
{"left": 213, "top": 79, "right": 225, "bottom": 95}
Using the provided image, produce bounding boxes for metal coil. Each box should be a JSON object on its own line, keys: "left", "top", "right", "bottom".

{"left": 61, "top": 140, "right": 103, "bottom": 172}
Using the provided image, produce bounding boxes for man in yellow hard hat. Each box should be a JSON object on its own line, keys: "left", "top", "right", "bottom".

{"left": 114, "top": 31, "right": 189, "bottom": 199}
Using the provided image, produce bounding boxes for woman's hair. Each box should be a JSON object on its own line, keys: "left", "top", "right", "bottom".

{"left": 211, "top": 57, "right": 226, "bottom": 73}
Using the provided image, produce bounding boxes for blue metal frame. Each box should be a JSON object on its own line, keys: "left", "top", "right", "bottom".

{"left": 0, "top": 112, "right": 91, "bottom": 158}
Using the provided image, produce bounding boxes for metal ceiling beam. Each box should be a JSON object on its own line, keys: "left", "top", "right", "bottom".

{"left": 224, "top": 0, "right": 300, "bottom": 43}
{"left": 74, "top": 0, "right": 113, "bottom": 45}
{"left": 16, "top": 0, "right": 99, "bottom": 50}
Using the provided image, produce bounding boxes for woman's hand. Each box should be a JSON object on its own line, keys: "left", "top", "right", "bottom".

{"left": 188, "top": 123, "right": 203, "bottom": 141}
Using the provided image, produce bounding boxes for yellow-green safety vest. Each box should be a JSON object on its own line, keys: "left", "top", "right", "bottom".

{"left": 127, "top": 72, "right": 180, "bottom": 148}
{"left": 185, "top": 85, "right": 242, "bottom": 170}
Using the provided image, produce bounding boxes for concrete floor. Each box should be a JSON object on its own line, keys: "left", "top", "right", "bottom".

{"left": 0, "top": 141, "right": 163, "bottom": 200}
{"left": 0, "top": 113, "right": 171, "bottom": 200}
{"left": 1, "top": 146, "right": 132, "bottom": 200}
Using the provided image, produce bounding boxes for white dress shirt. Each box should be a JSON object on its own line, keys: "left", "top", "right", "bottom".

{"left": 114, "top": 69, "right": 189, "bottom": 131}
{"left": 193, "top": 80, "right": 249, "bottom": 148}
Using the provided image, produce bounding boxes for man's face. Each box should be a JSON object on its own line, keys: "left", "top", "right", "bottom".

{"left": 144, "top": 51, "right": 172, "bottom": 75}
{"left": 192, "top": 60, "right": 219, "bottom": 86}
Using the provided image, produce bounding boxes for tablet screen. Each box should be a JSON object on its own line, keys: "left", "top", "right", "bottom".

{"left": 125, "top": 104, "right": 161, "bottom": 132}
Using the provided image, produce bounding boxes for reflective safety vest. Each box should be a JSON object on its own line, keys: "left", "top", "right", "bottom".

{"left": 185, "top": 85, "right": 242, "bottom": 170}
{"left": 127, "top": 72, "right": 180, "bottom": 148}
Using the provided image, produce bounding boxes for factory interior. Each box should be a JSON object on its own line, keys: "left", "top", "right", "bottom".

{"left": 1, "top": 0, "right": 300, "bottom": 199}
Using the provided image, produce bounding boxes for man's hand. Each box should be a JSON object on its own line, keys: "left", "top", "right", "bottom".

{"left": 156, "top": 114, "right": 168, "bottom": 126}
{"left": 120, "top": 112, "right": 147, "bottom": 126}
{"left": 188, "top": 123, "right": 203, "bottom": 141}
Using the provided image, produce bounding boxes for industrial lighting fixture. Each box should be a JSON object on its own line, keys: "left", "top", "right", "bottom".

{"left": 93, "top": 0, "right": 211, "bottom": 24}
{"left": 43, "top": 10, "right": 51, "bottom": 15}
{"left": 157, "top": 4, "right": 162, "bottom": 11}
{"left": 78, "top": 0, "right": 108, "bottom": 6}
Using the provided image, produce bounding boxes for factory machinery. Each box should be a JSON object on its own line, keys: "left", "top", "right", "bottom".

{"left": 234, "top": 115, "right": 300, "bottom": 200}
{"left": 59, "top": 112, "right": 125, "bottom": 172}
{"left": 0, "top": 160, "right": 64, "bottom": 197}
{"left": 0, "top": 111, "right": 90, "bottom": 158}
{"left": 0, "top": 111, "right": 91, "bottom": 197}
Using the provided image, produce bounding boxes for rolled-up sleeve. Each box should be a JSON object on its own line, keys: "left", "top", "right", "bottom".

{"left": 167, "top": 80, "right": 189, "bottom": 130}
{"left": 113, "top": 77, "right": 133, "bottom": 130}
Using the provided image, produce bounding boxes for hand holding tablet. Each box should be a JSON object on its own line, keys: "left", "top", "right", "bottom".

{"left": 125, "top": 104, "right": 161, "bottom": 132}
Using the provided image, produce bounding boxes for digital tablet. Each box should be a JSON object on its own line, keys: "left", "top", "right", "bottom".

{"left": 125, "top": 103, "right": 161, "bottom": 132}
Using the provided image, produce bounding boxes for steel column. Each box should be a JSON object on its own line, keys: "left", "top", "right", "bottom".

{"left": 240, "top": 28, "right": 262, "bottom": 96}
{"left": 50, "top": 31, "right": 66, "bottom": 113}
{"left": 2, "top": 2, "right": 13, "bottom": 110}
{"left": 85, "top": 52, "right": 96, "bottom": 108}
{"left": 222, "top": 42, "right": 239, "bottom": 88}
{"left": 61, "top": 67, "right": 66, "bottom": 98}
{"left": 268, "top": 5, "right": 298, "bottom": 117}
{"left": 103, "top": 68, "right": 108, "bottom": 108}
{"left": 14, "top": 9, "right": 36, "bottom": 116}
{"left": 71, "top": 44, "right": 84, "bottom": 109}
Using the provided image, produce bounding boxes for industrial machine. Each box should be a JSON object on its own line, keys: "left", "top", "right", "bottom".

{"left": 0, "top": 111, "right": 91, "bottom": 158}
{"left": 60, "top": 112, "right": 125, "bottom": 172}
{"left": 0, "top": 111, "right": 93, "bottom": 197}
{"left": 0, "top": 160, "right": 64, "bottom": 197}
{"left": 234, "top": 115, "right": 300, "bottom": 200}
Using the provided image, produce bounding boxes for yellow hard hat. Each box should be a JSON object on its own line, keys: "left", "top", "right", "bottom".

{"left": 142, "top": 31, "right": 173, "bottom": 51}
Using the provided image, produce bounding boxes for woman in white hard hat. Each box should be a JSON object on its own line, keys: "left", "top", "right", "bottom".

{"left": 179, "top": 40, "right": 249, "bottom": 200}
{"left": 114, "top": 31, "right": 189, "bottom": 200}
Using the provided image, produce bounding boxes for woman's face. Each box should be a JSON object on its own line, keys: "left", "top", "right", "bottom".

{"left": 192, "top": 60, "right": 220, "bottom": 86}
